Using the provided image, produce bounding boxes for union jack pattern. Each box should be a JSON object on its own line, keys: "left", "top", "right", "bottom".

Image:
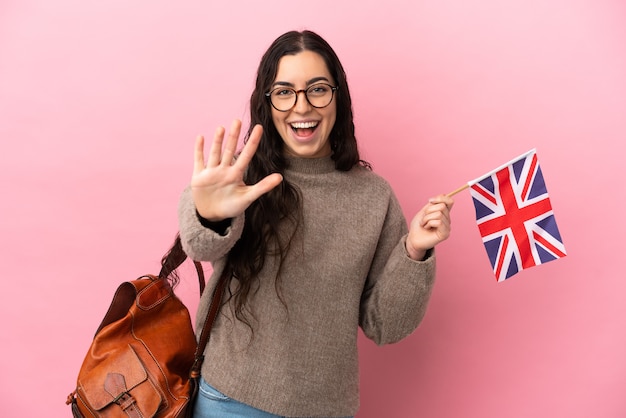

{"left": 469, "top": 150, "right": 566, "bottom": 282}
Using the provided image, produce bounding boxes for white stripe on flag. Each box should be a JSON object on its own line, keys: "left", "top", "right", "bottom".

{"left": 468, "top": 149, "right": 536, "bottom": 186}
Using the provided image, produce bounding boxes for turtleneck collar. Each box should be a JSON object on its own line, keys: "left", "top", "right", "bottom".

{"left": 285, "top": 155, "right": 337, "bottom": 175}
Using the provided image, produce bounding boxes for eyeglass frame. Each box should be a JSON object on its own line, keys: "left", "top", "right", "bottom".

{"left": 264, "top": 83, "right": 339, "bottom": 112}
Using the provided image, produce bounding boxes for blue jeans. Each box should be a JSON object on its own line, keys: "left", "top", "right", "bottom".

{"left": 193, "top": 378, "right": 354, "bottom": 418}
{"left": 193, "top": 378, "right": 283, "bottom": 418}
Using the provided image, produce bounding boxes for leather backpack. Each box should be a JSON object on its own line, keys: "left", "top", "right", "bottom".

{"left": 66, "top": 236, "right": 227, "bottom": 417}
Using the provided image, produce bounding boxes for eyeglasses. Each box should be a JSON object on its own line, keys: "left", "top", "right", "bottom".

{"left": 265, "top": 83, "right": 338, "bottom": 112}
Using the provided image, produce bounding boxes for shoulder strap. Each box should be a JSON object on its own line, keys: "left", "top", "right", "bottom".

{"left": 189, "top": 266, "right": 229, "bottom": 378}
{"left": 192, "top": 261, "right": 206, "bottom": 295}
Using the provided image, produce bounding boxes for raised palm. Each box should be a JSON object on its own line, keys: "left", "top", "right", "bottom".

{"left": 191, "top": 119, "right": 283, "bottom": 221}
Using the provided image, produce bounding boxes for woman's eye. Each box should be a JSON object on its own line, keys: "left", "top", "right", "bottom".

{"left": 275, "top": 89, "right": 294, "bottom": 97}
{"left": 309, "top": 85, "right": 329, "bottom": 95}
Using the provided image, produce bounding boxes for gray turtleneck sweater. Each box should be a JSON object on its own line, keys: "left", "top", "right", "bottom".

{"left": 178, "top": 156, "right": 436, "bottom": 417}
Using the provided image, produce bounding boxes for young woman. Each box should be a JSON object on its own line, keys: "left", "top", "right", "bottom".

{"left": 178, "top": 30, "right": 454, "bottom": 418}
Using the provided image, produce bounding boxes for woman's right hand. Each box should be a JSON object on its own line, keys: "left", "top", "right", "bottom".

{"left": 190, "top": 119, "right": 283, "bottom": 222}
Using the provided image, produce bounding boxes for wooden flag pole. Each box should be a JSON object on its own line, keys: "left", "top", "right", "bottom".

{"left": 446, "top": 183, "right": 469, "bottom": 197}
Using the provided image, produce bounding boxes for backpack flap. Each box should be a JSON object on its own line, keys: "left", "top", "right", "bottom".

{"left": 77, "top": 344, "right": 161, "bottom": 417}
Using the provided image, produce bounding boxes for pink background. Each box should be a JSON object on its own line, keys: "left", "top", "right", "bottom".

{"left": 1, "top": 0, "right": 625, "bottom": 417}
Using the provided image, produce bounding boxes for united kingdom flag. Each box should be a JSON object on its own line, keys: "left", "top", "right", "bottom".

{"left": 468, "top": 149, "right": 566, "bottom": 282}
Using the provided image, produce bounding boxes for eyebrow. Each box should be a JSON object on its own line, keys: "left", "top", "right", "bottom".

{"left": 271, "top": 76, "right": 331, "bottom": 88}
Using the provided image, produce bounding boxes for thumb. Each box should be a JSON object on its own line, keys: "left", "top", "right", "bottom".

{"left": 248, "top": 173, "right": 283, "bottom": 200}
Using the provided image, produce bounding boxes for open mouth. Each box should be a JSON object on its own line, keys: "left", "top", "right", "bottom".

{"left": 290, "top": 121, "right": 319, "bottom": 136}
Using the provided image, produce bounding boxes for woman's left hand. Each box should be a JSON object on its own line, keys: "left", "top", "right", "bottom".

{"left": 406, "top": 194, "right": 454, "bottom": 261}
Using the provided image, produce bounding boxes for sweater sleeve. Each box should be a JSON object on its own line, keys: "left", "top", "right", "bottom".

{"left": 177, "top": 187, "right": 245, "bottom": 262}
{"left": 358, "top": 193, "right": 436, "bottom": 346}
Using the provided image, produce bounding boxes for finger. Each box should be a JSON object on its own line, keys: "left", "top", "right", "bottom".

{"left": 420, "top": 203, "right": 450, "bottom": 226}
{"left": 221, "top": 119, "right": 242, "bottom": 166}
{"left": 421, "top": 213, "right": 443, "bottom": 229}
{"left": 420, "top": 209, "right": 451, "bottom": 228}
{"left": 421, "top": 218, "right": 443, "bottom": 230}
{"left": 245, "top": 173, "right": 283, "bottom": 202}
{"left": 427, "top": 213, "right": 451, "bottom": 229}
{"left": 235, "top": 124, "right": 264, "bottom": 169}
{"left": 429, "top": 194, "right": 455, "bottom": 210}
{"left": 193, "top": 135, "right": 207, "bottom": 175}
{"left": 423, "top": 202, "right": 448, "bottom": 215}
{"left": 207, "top": 126, "right": 226, "bottom": 167}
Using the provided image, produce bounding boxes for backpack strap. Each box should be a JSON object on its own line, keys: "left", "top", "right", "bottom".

{"left": 192, "top": 261, "right": 206, "bottom": 295}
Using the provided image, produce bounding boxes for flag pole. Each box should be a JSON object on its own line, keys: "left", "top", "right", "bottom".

{"left": 446, "top": 183, "right": 469, "bottom": 197}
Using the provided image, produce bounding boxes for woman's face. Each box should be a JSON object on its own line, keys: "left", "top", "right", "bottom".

{"left": 270, "top": 50, "right": 337, "bottom": 158}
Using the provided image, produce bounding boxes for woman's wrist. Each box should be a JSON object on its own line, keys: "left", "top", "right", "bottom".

{"left": 406, "top": 241, "right": 429, "bottom": 261}
{"left": 196, "top": 210, "right": 232, "bottom": 235}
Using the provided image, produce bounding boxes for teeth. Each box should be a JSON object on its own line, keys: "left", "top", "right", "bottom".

{"left": 290, "top": 121, "right": 318, "bottom": 129}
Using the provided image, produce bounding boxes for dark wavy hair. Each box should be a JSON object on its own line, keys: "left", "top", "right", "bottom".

{"left": 163, "top": 30, "right": 369, "bottom": 327}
